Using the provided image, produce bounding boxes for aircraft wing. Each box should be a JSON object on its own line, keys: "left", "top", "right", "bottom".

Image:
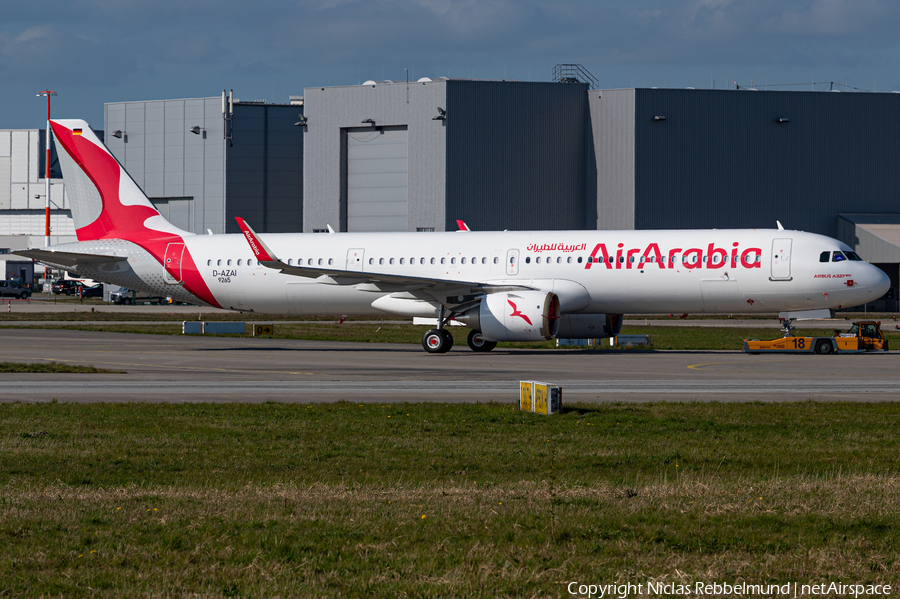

{"left": 16, "top": 249, "right": 127, "bottom": 270}
{"left": 235, "top": 217, "right": 528, "bottom": 299}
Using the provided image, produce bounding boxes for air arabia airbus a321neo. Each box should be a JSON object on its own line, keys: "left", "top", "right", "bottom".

{"left": 21, "top": 120, "right": 890, "bottom": 353}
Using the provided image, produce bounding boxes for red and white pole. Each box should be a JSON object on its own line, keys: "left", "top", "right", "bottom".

{"left": 37, "top": 91, "right": 56, "bottom": 248}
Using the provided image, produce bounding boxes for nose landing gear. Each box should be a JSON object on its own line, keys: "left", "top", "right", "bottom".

{"left": 422, "top": 304, "right": 455, "bottom": 353}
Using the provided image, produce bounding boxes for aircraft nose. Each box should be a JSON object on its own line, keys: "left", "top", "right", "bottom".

{"left": 866, "top": 264, "right": 890, "bottom": 297}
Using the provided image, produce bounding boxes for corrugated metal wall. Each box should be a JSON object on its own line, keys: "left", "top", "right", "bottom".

{"left": 0, "top": 129, "right": 69, "bottom": 236}
{"left": 445, "top": 81, "right": 588, "bottom": 231}
{"left": 633, "top": 89, "right": 900, "bottom": 237}
{"left": 303, "top": 81, "right": 447, "bottom": 232}
{"left": 224, "top": 104, "right": 303, "bottom": 234}
{"left": 105, "top": 98, "right": 226, "bottom": 234}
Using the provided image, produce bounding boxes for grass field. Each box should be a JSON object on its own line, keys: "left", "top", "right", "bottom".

{"left": 2, "top": 401, "right": 899, "bottom": 597}
{"left": 0, "top": 361, "right": 121, "bottom": 373}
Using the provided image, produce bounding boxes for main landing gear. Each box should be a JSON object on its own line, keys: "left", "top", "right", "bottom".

{"left": 466, "top": 329, "right": 497, "bottom": 353}
{"left": 421, "top": 304, "right": 498, "bottom": 354}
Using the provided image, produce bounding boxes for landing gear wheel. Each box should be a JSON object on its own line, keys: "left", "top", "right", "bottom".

{"left": 440, "top": 329, "right": 454, "bottom": 351}
{"left": 467, "top": 330, "right": 497, "bottom": 352}
{"left": 815, "top": 339, "right": 833, "bottom": 355}
{"left": 423, "top": 329, "right": 453, "bottom": 353}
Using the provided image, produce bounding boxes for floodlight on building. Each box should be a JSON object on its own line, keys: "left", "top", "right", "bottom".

{"left": 112, "top": 130, "right": 124, "bottom": 138}
{"left": 189, "top": 126, "right": 202, "bottom": 135}
{"left": 432, "top": 107, "right": 446, "bottom": 121}
{"left": 653, "top": 116, "right": 666, "bottom": 121}
{"left": 361, "top": 119, "right": 376, "bottom": 126}
{"left": 777, "top": 118, "right": 790, "bottom": 123}
{"left": 294, "top": 114, "right": 308, "bottom": 126}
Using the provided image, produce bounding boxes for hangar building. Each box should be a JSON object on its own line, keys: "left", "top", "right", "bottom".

{"left": 302, "top": 78, "right": 590, "bottom": 233}
{"left": 0, "top": 128, "right": 72, "bottom": 250}
{"left": 300, "top": 80, "right": 899, "bottom": 310}
{"left": 104, "top": 96, "right": 303, "bottom": 236}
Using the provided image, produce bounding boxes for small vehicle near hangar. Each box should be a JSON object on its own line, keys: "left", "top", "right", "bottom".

{"left": 0, "top": 280, "right": 31, "bottom": 300}
{"left": 744, "top": 321, "right": 888, "bottom": 355}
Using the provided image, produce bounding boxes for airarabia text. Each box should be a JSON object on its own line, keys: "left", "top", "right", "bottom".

{"left": 583, "top": 242, "right": 762, "bottom": 270}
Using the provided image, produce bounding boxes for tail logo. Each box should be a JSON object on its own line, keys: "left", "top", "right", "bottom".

{"left": 508, "top": 300, "right": 533, "bottom": 325}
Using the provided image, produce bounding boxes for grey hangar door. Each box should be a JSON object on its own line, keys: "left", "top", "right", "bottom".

{"left": 343, "top": 126, "right": 409, "bottom": 232}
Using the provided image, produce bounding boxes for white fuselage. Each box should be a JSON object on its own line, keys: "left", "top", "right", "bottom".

{"left": 62, "top": 228, "right": 887, "bottom": 316}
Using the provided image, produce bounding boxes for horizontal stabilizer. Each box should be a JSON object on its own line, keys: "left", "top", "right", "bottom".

{"left": 17, "top": 249, "right": 127, "bottom": 269}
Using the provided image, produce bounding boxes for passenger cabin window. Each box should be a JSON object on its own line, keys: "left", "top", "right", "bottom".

{"left": 248, "top": 259, "right": 254, "bottom": 266}
{"left": 832, "top": 251, "right": 846, "bottom": 262}
{"left": 217, "top": 259, "right": 222, "bottom": 266}
{"left": 207, "top": 260, "right": 212, "bottom": 266}
{"left": 493, "top": 257, "right": 499, "bottom": 264}
{"left": 237, "top": 259, "right": 242, "bottom": 266}
{"left": 526, "top": 257, "right": 532, "bottom": 264}
{"left": 820, "top": 251, "right": 830, "bottom": 263}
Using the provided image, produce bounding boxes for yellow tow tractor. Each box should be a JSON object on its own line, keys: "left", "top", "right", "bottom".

{"left": 744, "top": 320, "right": 889, "bottom": 355}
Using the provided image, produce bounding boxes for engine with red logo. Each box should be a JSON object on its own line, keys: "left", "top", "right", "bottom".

{"left": 459, "top": 291, "right": 560, "bottom": 341}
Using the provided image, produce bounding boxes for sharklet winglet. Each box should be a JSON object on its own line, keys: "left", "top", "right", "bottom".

{"left": 235, "top": 217, "right": 276, "bottom": 263}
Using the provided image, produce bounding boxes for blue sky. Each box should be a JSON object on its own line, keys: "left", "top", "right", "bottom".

{"left": 2, "top": 0, "right": 899, "bottom": 128}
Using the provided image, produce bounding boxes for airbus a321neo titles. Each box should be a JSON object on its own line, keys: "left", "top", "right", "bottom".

{"left": 21, "top": 120, "right": 890, "bottom": 353}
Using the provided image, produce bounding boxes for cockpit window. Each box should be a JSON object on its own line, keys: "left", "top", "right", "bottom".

{"left": 845, "top": 251, "right": 862, "bottom": 261}
{"left": 819, "top": 251, "right": 830, "bottom": 263}
{"left": 832, "top": 251, "right": 846, "bottom": 262}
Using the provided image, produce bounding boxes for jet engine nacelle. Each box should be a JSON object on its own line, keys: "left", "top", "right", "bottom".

{"left": 459, "top": 291, "right": 560, "bottom": 341}
{"left": 555, "top": 313, "right": 623, "bottom": 338}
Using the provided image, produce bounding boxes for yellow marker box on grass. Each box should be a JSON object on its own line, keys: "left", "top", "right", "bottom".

{"left": 520, "top": 381, "right": 533, "bottom": 412}
{"left": 520, "top": 381, "right": 562, "bottom": 415}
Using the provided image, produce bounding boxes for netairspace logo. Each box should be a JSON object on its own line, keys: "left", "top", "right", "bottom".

{"left": 566, "top": 581, "right": 892, "bottom": 598}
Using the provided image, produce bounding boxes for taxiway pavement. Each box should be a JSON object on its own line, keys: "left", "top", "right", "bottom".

{"left": 1, "top": 329, "right": 897, "bottom": 403}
